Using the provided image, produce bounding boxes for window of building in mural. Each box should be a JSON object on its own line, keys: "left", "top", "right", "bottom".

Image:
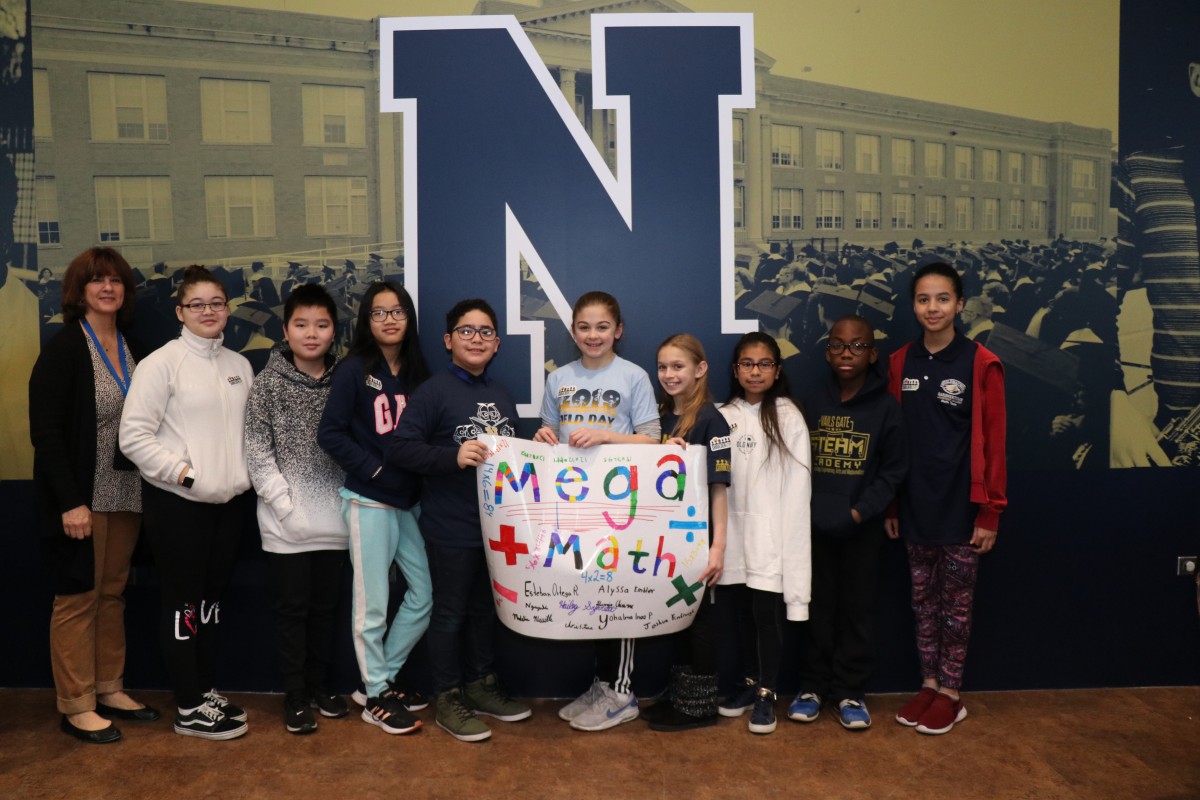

{"left": 954, "top": 196, "right": 974, "bottom": 230}
{"left": 982, "top": 198, "right": 999, "bottom": 230}
{"left": 925, "top": 195, "right": 945, "bottom": 229}
{"left": 855, "top": 191, "right": 881, "bottom": 229}
{"left": 1070, "top": 201, "right": 1096, "bottom": 231}
{"left": 955, "top": 146, "right": 974, "bottom": 180}
{"left": 88, "top": 73, "right": 168, "bottom": 143}
{"left": 732, "top": 116, "right": 744, "bottom": 165}
{"left": 205, "top": 176, "right": 276, "bottom": 239}
{"left": 733, "top": 183, "right": 744, "bottom": 229}
{"left": 982, "top": 149, "right": 1000, "bottom": 182}
{"left": 33, "top": 69, "right": 51, "bottom": 140}
{"left": 1030, "top": 199, "right": 1047, "bottom": 229}
{"left": 772, "top": 188, "right": 802, "bottom": 230}
{"left": 856, "top": 134, "right": 880, "bottom": 174}
{"left": 815, "top": 189, "right": 843, "bottom": 229}
{"left": 305, "top": 176, "right": 368, "bottom": 236}
{"left": 1008, "top": 152, "right": 1024, "bottom": 184}
{"left": 201, "top": 79, "right": 271, "bottom": 144}
{"left": 302, "top": 84, "right": 366, "bottom": 147}
{"left": 1008, "top": 199, "right": 1024, "bottom": 230}
{"left": 1030, "top": 155, "right": 1048, "bottom": 187}
{"left": 892, "top": 193, "right": 914, "bottom": 229}
{"left": 892, "top": 138, "right": 914, "bottom": 177}
{"left": 1071, "top": 158, "right": 1096, "bottom": 189}
{"left": 36, "top": 176, "right": 60, "bottom": 246}
{"left": 771, "top": 124, "right": 801, "bottom": 167}
{"left": 94, "top": 176, "right": 174, "bottom": 242}
{"left": 816, "top": 129, "right": 843, "bottom": 170}
{"left": 924, "top": 142, "right": 945, "bottom": 178}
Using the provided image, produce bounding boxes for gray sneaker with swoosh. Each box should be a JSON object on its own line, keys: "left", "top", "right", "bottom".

{"left": 568, "top": 684, "right": 639, "bottom": 731}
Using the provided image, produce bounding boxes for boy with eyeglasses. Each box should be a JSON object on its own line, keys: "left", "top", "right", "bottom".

{"left": 791, "top": 314, "right": 907, "bottom": 730}
{"left": 388, "top": 299, "right": 531, "bottom": 742}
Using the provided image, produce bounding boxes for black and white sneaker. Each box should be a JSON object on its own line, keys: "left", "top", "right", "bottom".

{"left": 203, "top": 689, "right": 247, "bottom": 722}
{"left": 285, "top": 691, "right": 317, "bottom": 735}
{"left": 352, "top": 680, "right": 428, "bottom": 712}
{"left": 175, "top": 702, "right": 248, "bottom": 740}
{"left": 309, "top": 688, "right": 349, "bottom": 719}
{"left": 362, "top": 695, "right": 421, "bottom": 735}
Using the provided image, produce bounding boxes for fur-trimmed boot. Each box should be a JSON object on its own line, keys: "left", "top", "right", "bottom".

{"left": 647, "top": 668, "right": 718, "bottom": 732}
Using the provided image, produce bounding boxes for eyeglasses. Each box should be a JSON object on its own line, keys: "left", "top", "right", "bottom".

{"left": 452, "top": 325, "right": 497, "bottom": 341}
{"left": 826, "top": 342, "right": 873, "bottom": 355}
{"left": 736, "top": 359, "right": 778, "bottom": 372}
{"left": 180, "top": 300, "right": 228, "bottom": 313}
{"left": 369, "top": 308, "right": 408, "bottom": 322}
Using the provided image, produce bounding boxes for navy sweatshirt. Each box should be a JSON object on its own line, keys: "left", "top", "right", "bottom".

{"left": 317, "top": 354, "right": 420, "bottom": 509}
{"left": 389, "top": 364, "right": 518, "bottom": 548}
{"left": 801, "top": 364, "right": 907, "bottom": 538}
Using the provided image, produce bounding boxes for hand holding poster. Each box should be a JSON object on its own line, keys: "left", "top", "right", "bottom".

{"left": 477, "top": 437, "right": 710, "bottom": 639}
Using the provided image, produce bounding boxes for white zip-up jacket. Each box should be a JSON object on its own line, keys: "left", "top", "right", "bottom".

{"left": 120, "top": 327, "right": 253, "bottom": 504}
{"left": 718, "top": 397, "right": 812, "bottom": 621}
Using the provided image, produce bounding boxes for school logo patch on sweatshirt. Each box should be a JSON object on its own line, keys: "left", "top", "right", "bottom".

{"left": 709, "top": 435, "right": 731, "bottom": 452}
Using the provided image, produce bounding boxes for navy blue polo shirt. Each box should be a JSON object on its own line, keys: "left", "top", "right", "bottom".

{"left": 897, "top": 331, "right": 976, "bottom": 545}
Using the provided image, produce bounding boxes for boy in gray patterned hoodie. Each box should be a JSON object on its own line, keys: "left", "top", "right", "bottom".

{"left": 244, "top": 284, "right": 350, "bottom": 735}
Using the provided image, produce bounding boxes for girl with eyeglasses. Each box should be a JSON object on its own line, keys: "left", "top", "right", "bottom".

{"left": 316, "top": 281, "right": 432, "bottom": 735}
{"left": 120, "top": 265, "right": 254, "bottom": 740}
{"left": 715, "top": 331, "right": 811, "bottom": 735}
{"left": 533, "top": 291, "right": 659, "bottom": 733}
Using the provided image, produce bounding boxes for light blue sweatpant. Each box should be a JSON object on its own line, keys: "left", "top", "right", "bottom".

{"left": 340, "top": 488, "right": 432, "bottom": 699}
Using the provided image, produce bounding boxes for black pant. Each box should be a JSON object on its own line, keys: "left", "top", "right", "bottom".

{"left": 727, "top": 584, "right": 785, "bottom": 690}
{"left": 267, "top": 550, "right": 346, "bottom": 693}
{"left": 425, "top": 542, "right": 495, "bottom": 693}
{"left": 798, "top": 525, "right": 883, "bottom": 703}
{"left": 142, "top": 483, "right": 248, "bottom": 709}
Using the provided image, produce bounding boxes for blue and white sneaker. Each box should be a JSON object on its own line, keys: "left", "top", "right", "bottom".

{"left": 837, "top": 698, "right": 872, "bottom": 730}
{"left": 748, "top": 688, "right": 777, "bottom": 734}
{"left": 718, "top": 678, "right": 759, "bottom": 718}
{"left": 569, "top": 684, "right": 639, "bottom": 731}
{"left": 787, "top": 692, "right": 821, "bottom": 723}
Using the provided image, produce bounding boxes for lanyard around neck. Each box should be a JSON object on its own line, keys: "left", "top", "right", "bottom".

{"left": 81, "top": 319, "right": 131, "bottom": 397}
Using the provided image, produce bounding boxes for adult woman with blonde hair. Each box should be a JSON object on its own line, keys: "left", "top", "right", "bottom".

{"left": 29, "top": 247, "right": 159, "bottom": 744}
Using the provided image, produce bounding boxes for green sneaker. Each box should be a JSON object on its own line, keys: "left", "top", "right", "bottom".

{"left": 463, "top": 674, "right": 532, "bottom": 722}
{"left": 436, "top": 689, "right": 491, "bottom": 742}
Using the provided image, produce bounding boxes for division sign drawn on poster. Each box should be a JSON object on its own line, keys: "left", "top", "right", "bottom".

{"left": 477, "top": 437, "right": 710, "bottom": 640}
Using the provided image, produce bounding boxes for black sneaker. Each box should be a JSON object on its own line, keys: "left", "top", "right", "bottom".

{"left": 362, "top": 695, "right": 421, "bottom": 735}
{"left": 285, "top": 690, "right": 317, "bottom": 735}
{"left": 309, "top": 688, "right": 349, "bottom": 719}
{"left": 175, "top": 702, "right": 248, "bottom": 740}
{"left": 392, "top": 685, "right": 429, "bottom": 712}
{"left": 203, "top": 689, "right": 247, "bottom": 722}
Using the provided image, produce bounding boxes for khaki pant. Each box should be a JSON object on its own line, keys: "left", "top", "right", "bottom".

{"left": 49, "top": 511, "right": 140, "bottom": 714}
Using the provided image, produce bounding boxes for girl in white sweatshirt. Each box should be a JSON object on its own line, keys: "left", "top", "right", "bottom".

{"left": 120, "top": 265, "right": 254, "bottom": 741}
{"left": 716, "top": 331, "right": 811, "bottom": 735}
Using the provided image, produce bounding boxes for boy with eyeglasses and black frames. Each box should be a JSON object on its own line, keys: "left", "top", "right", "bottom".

{"left": 790, "top": 314, "right": 907, "bottom": 731}
{"left": 388, "top": 298, "right": 531, "bottom": 742}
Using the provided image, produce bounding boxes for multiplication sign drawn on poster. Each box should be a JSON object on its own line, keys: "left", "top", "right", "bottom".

{"left": 477, "top": 437, "right": 710, "bottom": 640}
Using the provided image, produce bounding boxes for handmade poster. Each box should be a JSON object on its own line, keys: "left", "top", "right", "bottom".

{"left": 477, "top": 436, "right": 711, "bottom": 640}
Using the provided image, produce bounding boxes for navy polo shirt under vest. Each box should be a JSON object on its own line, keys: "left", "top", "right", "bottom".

{"left": 897, "top": 331, "right": 975, "bottom": 545}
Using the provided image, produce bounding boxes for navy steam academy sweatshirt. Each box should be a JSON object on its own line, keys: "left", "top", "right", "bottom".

{"left": 389, "top": 364, "right": 518, "bottom": 548}
{"left": 802, "top": 365, "right": 907, "bottom": 538}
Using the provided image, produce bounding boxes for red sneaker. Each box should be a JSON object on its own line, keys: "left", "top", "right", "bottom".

{"left": 895, "top": 687, "right": 937, "bottom": 727}
{"left": 915, "top": 692, "right": 967, "bottom": 735}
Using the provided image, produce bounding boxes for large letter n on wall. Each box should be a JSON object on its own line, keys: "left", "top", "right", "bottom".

{"left": 380, "top": 13, "right": 755, "bottom": 414}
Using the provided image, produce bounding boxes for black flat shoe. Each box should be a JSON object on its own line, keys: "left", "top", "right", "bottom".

{"left": 61, "top": 715, "right": 122, "bottom": 744}
{"left": 96, "top": 701, "right": 162, "bottom": 722}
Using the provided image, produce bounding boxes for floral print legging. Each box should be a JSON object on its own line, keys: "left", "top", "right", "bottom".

{"left": 906, "top": 542, "right": 980, "bottom": 691}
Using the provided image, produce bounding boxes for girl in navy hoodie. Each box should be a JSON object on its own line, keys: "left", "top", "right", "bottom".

{"left": 317, "top": 281, "right": 431, "bottom": 736}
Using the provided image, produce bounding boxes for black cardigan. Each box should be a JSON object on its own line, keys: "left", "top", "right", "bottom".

{"left": 29, "top": 321, "right": 142, "bottom": 595}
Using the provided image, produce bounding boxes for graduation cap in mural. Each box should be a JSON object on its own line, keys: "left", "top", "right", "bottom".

{"left": 811, "top": 282, "right": 859, "bottom": 318}
{"left": 208, "top": 266, "right": 246, "bottom": 301}
{"left": 231, "top": 299, "right": 283, "bottom": 340}
{"left": 883, "top": 241, "right": 899, "bottom": 255}
{"left": 916, "top": 252, "right": 946, "bottom": 268}
{"left": 129, "top": 268, "right": 147, "bottom": 286}
{"left": 745, "top": 290, "right": 804, "bottom": 325}
{"left": 985, "top": 323, "right": 1078, "bottom": 396}
{"left": 856, "top": 280, "right": 895, "bottom": 319}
